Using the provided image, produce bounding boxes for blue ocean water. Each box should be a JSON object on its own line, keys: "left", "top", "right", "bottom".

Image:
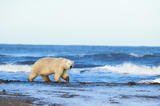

{"left": 0, "top": 44, "right": 160, "bottom": 83}
{"left": 1, "top": 44, "right": 160, "bottom": 105}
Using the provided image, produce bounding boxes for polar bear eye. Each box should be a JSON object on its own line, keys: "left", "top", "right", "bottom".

{"left": 66, "top": 61, "right": 71, "bottom": 66}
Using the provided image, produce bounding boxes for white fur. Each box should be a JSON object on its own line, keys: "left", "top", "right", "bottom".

{"left": 28, "top": 57, "right": 74, "bottom": 82}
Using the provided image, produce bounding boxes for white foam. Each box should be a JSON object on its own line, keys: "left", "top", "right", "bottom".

{"left": 129, "top": 53, "right": 153, "bottom": 57}
{"left": 0, "top": 65, "right": 32, "bottom": 73}
{"left": 139, "top": 78, "right": 160, "bottom": 84}
{"left": 129, "top": 53, "right": 144, "bottom": 57}
{"left": 102, "top": 63, "right": 160, "bottom": 76}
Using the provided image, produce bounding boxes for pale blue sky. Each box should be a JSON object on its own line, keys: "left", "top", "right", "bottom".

{"left": 0, "top": 0, "right": 160, "bottom": 46}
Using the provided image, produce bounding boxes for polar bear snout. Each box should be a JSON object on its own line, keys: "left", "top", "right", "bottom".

{"left": 71, "top": 61, "right": 74, "bottom": 69}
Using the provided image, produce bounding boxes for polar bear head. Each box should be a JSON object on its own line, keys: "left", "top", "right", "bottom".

{"left": 60, "top": 58, "right": 74, "bottom": 70}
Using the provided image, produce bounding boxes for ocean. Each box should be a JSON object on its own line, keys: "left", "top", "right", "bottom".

{"left": 0, "top": 44, "right": 160, "bottom": 105}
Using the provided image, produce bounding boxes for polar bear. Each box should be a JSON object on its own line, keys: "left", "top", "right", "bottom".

{"left": 28, "top": 57, "right": 74, "bottom": 82}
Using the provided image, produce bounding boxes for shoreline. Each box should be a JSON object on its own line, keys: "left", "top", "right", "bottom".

{"left": 1, "top": 79, "right": 160, "bottom": 106}
{"left": 0, "top": 90, "right": 63, "bottom": 106}
{"left": 0, "top": 93, "right": 37, "bottom": 106}
{"left": 1, "top": 79, "right": 160, "bottom": 86}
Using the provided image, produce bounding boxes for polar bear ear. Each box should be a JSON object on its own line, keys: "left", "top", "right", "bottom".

{"left": 60, "top": 58, "right": 68, "bottom": 69}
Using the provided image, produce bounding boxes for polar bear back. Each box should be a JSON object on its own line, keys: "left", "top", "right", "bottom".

{"left": 31, "top": 57, "right": 64, "bottom": 75}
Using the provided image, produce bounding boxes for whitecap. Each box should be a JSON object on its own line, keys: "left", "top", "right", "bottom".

{"left": 0, "top": 64, "right": 32, "bottom": 73}
{"left": 139, "top": 78, "right": 160, "bottom": 84}
{"left": 129, "top": 53, "right": 154, "bottom": 58}
{"left": 102, "top": 63, "right": 160, "bottom": 76}
{"left": 129, "top": 53, "right": 144, "bottom": 57}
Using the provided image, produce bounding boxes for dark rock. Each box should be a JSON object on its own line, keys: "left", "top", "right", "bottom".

{"left": 2, "top": 89, "right": 6, "bottom": 93}
{"left": 127, "top": 82, "right": 137, "bottom": 85}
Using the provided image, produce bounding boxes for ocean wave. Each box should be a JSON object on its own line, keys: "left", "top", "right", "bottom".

{"left": 0, "top": 63, "right": 160, "bottom": 76}
{"left": 129, "top": 53, "right": 156, "bottom": 57}
{"left": 71, "top": 63, "right": 160, "bottom": 76}
{"left": 102, "top": 63, "right": 160, "bottom": 75}
{"left": 65, "top": 53, "right": 159, "bottom": 59}
{"left": 0, "top": 64, "right": 96, "bottom": 73}
{"left": 139, "top": 78, "right": 160, "bottom": 84}
{"left": 0, "top": 65, "right": 31, "bottom": 73}
{"left": 0, "top": 53, "right": 159, "bottom": 65}
{"left": 1, "top": 53, "right": 158, "bottom": 58}
{"left": 111, "top": 53, "right": 158, "bottom": 58}
{"left": 0, "top": 54, "right": 53, "bottom": 58}
{"left": 129, "top": 53, "right": 145, "bottom": 57}
{"left": 17, "top": 61, "right": 35, "bottom": 65}
{"left": 0, "top": 54, "right": 11, "bottom": 57}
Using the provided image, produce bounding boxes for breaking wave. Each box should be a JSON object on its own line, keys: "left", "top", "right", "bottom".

{"left": 0, "top": 63, "right": 160, "bottom": 76}
{"left": 66, "top": 53, "right": 157, "bottom": 58}
{"left": 103, "top": 63, "right": 160, "bottom": 75}
{"left": 139, "top": 78, "right": 160, "bottom": 84}
{"left": 0, "top": 65, "right": 32, "bottom": 73}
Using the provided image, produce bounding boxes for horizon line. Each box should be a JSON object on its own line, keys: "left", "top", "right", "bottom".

{"left": 0, "top": 43, "right": 160, "bottom": 47}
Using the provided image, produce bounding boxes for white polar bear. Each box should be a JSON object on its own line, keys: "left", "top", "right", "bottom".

{"left": 28, "top": 57, "right": 74, "bottom": 82}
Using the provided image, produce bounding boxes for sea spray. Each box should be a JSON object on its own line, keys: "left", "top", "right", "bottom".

{"left": 0, "top": 65, "right": 32, "bottom": 73}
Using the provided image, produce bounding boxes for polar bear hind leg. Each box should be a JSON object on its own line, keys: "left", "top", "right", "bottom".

{"left": 41, "top": 75, "right": 51, "bottom": 82}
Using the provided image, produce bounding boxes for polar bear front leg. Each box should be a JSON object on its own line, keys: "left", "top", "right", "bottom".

{"left": 41, "top": 75, "right": 51, "bottom": 82}
{"left": 28, "top": 73, "right": 38, "bottom": 82}
{"left": 62, "top": 72, "right": 69, "bottom": 82}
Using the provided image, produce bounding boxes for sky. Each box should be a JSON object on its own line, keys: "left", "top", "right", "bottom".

{"left": 0, "top": 0, "right": 160, "bottom": 46}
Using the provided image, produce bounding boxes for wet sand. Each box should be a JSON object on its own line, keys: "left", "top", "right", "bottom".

{"left": 0, "top": 90, "right": 63, "bottom": 106}
{"left": 0, "top": 85, "right": 37, "bottom": 106}
{"left": 0, "top": 96, "right": 35, "bottom": 106}
{"left": 0, "top": 79, "right": 61, "bottom": 106}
